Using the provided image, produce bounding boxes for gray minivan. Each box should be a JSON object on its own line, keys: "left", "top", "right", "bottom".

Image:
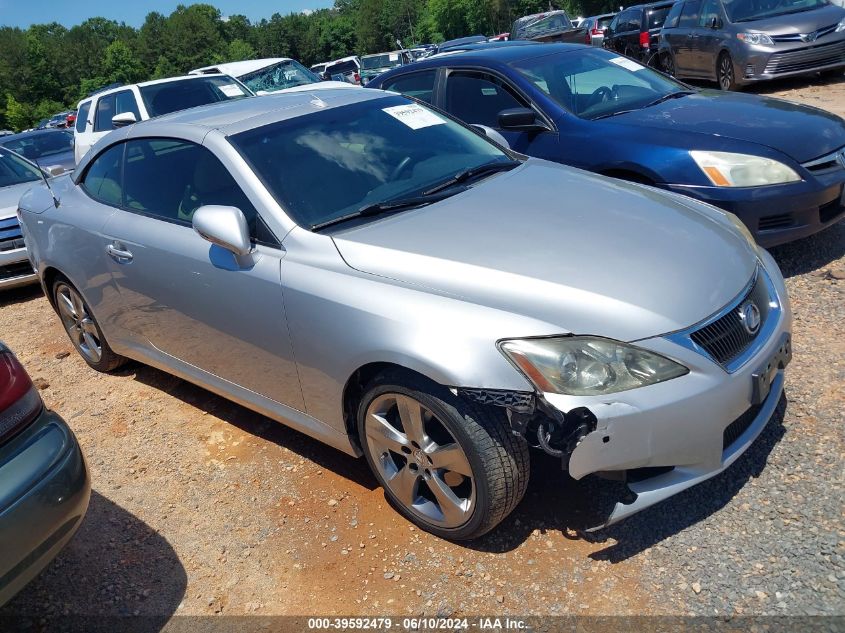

{"left": 658, "top": 0, "right": 845, "bottom": 90}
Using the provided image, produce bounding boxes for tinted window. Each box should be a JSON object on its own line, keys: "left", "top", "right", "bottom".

{"left": 679, "top": 0, "right": 702, "bottom": 27}
{"left": 626, "top": 9, "right": 643, "bottom": 31}
{"left": 597, "top": 15, "right": 615, "bottom": 29}
{"left": 115, "top": 90, "right": 140, "bottom": 120}
{"left": 76, "top": 102, "right": 91, "bottom": 132}
{"left": 664, "top": 2, "right": 684, "bottom": 28}
{"left": 139, "top": 77, "right": 250, "bottom": 118}
{"left": 120, "top": 138, "right": 271, "bottom": 241}
{"left": 383, "top": 70, "right": 437, "bottom": 104}
{"left": 444, "top": 72, "right": 527, "bottom": 129}
{"left": 94, "top": 94, "right": 116, "bottom": 132}
{"left": 513, "top": 47, "right": 686, "bottom": 119}
{"left": 1, "top": 131, "right": 73, "bottom": 160}
{"left": 647, "top": 6, "right": 672, "bottom": 28}
{"left": 238, "top": 60, "right": 320, "bottom": 93}
{"left": 0, "top": 151, "right": 41, "bottom": 187}
{"left": 698, "top": 0, "right": 721, "bottom": 25}
{"left": 231, "top": 96, "right": 509, "bottom": 229}
{"left": 82, "top": 143, "right": 124, "bottom": 206}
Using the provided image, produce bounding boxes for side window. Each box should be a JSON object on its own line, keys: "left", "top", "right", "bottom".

{"left": 679, "top": 0, "right": 702, "bottom": 27}
{"left": 608, "top": 14, "right": 620, "bottom": 32}
{"left": 93, "top": 94, "right": 116, "bottom": 132}
{"left": 81, "top": 143, "right": 124, "bottom": 206}
{"left": 383, "top": 70, "right": 437, "bottom": 104}
{"left": 698, "top": 0, "right": 720, "bottom": 26}
{"left": 121, "top": 138, "right": 273, "bottom": 242}
{"left": 114, "top": 90, "right": 141, "bottom": 120}
{"left": 76, "top": 101, "right": 91, "bottom": 133}
{"left": 629, "top": 9, "right": 643, "bottom": 31}
{"left": 665, "top": 2, "right": 684, "bottom": 28}
{"left": 444, "top": 72, "right": 527, "bottom": 129}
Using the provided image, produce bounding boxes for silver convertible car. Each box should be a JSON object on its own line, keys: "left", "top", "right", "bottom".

{"left": 18, "top": 89, "right": 792, "bottom": 540}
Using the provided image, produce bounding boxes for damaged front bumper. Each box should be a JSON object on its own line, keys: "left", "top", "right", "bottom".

{"left": 539, "top": 253, "right": 792, "bottom": 529}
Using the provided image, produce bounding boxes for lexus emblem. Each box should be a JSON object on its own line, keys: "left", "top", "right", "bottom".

{"left": 739, "top": 301, "right": 762, "bottom": 335}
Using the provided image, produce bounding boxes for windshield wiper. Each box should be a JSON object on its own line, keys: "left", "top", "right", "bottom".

{"left": 310, "top": 189, "right": 465, "bottom": 231}
{"left": 643, "top": 90, "right": 695, "bottom": 108}
{"left": 422, "top": 160, "right": 521, "bottom": 196}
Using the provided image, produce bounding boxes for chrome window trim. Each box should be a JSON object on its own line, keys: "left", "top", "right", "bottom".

{"left": 664, "top": 264, "right": 781, "bottom": 373}
{"left": 802, "top": 146, "right": 845, "bottom": 171}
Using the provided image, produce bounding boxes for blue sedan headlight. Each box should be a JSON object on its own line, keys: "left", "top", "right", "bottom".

{"left": 690, "top": 150, "right": 801, "bottom": 187}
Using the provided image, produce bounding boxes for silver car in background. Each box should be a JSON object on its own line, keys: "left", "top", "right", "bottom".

{"left": 18, "top": 89, "right": 792, "bottom": 540}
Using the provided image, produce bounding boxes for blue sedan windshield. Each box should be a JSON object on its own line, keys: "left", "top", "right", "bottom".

{"left": 512, "top": 48, "right": 687, "bottom": 120}
{"left": 231, "top": 96, "right": 510, "bottom": 228}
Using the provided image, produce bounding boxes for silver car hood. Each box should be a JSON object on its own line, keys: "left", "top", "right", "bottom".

{"left": 332, "top": 161, "right": 758, "bottom": 342}
{"left": 0, "top": 181, "right": 37, "bottom": 219}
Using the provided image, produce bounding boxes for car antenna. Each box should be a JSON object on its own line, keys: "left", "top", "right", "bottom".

{"left": 39, "top": 167, "right": 60, "bottom": 208}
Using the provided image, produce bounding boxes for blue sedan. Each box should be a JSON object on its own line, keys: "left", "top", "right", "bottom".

{"left": 368, "top": 43, "right": 845, "bottom": 247}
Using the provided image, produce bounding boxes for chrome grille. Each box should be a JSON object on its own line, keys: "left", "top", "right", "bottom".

{"left": 0, "top": 216, "right": 24, "bottom": 253}
{"left": 802, "top": 147, "right": 845, "bottom": 174}
{"left": 770, "top": 24, "right": 838, "bottom": 43}
{"left": 690, "top": 273, "right": 771, "bottom": 367}
{"left": 763, "top": 40, "right": 845, "bottom": 75}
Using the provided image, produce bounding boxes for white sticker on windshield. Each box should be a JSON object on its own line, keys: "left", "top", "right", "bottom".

{"left": 389, "top": 53, "right": 399, "bottom": 61}
{"left": 609, "top": 56, "right": 645, "bottom": 72}
{"left": 383, "top": 104, "right": 446, "bottom": 130}
{"left": 218, "top": 83, "right": 245, "bottom": 97}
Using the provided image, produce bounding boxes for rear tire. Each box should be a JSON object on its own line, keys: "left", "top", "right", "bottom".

{"left": 53, "top": 278, "right": 127, "bottom": 373}
{"left": 357, "top": 371, "right": 529, "bottom": 540}
{"left": 662, "top": 52, "right": 676, "bottom": 77}
{"left": 718, "top": 51, "right": 738, "bottom": 91}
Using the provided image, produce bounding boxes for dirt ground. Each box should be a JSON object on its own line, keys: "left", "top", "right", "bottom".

{"left": 1, "top": 72, "right": 844, "bottom": 624}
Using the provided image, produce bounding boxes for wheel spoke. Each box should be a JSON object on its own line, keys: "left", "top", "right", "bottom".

{"left": 366, "top": 413, "right": 409, "bottom": 455}
{"left": 396, "top": 395, "right": 426, "bottom": 444}
{"left": 428, "top": 471, "right": 470, "bottom": 524}
{"left": 388, "top": 466, "right": 420, "bottom": 507}
{"left": 58, "top": 291, "right": 76, "bottom": 319}
{"left": 71, "top": 292, "right": 85, "bottom": 319}
{"left": 428, "top": 442, "right": 473, "bottom": 477}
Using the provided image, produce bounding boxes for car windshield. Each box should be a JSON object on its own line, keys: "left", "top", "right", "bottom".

{"left": 1, "top": 131, "right": 73, "bottom": 160}
{"left": 724, "top": 0, "right": 830, "bottom": 21}
{"left": 512, "top": 48, "right": 687, "bottom": 120}
{"left": 0, "top": 151, "right": 42, "bottom": 188}
{"left": 140, "top": 77, "right": 251, "bottom": 118}
{"left": 361, "top": 54, "right": 401, "bottom": 70}
{"left": 231, "top": 96, "right": 511, "bottom": 229}
{"left": 238, "top": 60, "right": 321, "bottom": 93}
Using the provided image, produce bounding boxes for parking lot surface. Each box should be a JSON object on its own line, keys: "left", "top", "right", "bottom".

{"left": 1, "top": 76, "right": 843, "bottom": 621}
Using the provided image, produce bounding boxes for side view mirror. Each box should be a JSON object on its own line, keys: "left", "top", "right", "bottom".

{"left": 42, "top": 165, "right": 65, "bottom": 177}
{"left": 192, "top": 205, "right": 251, "bottom": 256}
{"left": 112, "top": 112, "right": 137, "bottom": 128}
{"left": 498, "top": 107, "right": 548, "bottom": 132}
{"left": 710, "top": 17, "right": 722, "bottom": 29}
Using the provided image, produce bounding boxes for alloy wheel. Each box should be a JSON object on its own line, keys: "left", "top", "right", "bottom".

{"left": 364, "top": 393, "right": 475, "bottom": 528}
{"left": 55, "top": 283, "right": 102, "bottom": 364}
{"left": 719, "top": 54, "right": 734, "bottom": 90}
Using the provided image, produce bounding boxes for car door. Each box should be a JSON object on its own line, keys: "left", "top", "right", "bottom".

{"left": 675, "top": 0, "right": 703, "bottom": 74}
{"left": 439, "top": 70, "right": 557, "bottom": 157}
{"left": 661, "top": 1, "right": 687, "bottom": 68}
{"left": 100, "top": 137, "right": 305, "bottom": 411}
{"left": 693, "top": 0, "right": 725, "bottom": 77}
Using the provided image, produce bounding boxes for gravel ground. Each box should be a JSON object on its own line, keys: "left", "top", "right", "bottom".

{"left": 0, "top": 74, "right": 843, "bottom": 625}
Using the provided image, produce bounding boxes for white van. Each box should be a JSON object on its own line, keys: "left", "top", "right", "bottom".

{"left": 189, "top": 58, "right": 356, "bottom": 94}
{"left": 74, "top": 74, "right": 251, "bottom": 164}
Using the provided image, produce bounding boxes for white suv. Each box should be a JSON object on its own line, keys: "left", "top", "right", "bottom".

{"left": 73, "top": 74, "right": 251, "bottom": 164}
{"left": 189, "top": 58, "right": 356, "bottom": 94}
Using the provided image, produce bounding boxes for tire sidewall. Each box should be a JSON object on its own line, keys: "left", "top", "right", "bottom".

{"left": 52, "top": 279, "right": 115, "bottom": 372}
{"left": 357, "top": 380, "right": 492, "bottom": 540}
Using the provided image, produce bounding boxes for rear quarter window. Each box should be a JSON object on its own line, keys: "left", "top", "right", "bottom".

{"left": 76, "top": 102, "right": 91, "bottom": 133}
{"left": 648, "top": 6, "right": 672, "bottom": 28}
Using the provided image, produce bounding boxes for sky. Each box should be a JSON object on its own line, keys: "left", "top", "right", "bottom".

{"left": 0, "top": 0, "right": 335, "bottom": 29}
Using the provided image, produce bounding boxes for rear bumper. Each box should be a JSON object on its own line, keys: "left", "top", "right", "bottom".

{"left": 0, "top": 410, "right": 90, "bottom": 606}
{"left": 665, "top": 175, "right": 845, "bottom": 248}
{"left": 0, "top": 247, "right": 37, "bottom": 290}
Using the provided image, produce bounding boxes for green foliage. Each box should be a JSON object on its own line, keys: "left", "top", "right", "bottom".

{"left": 0, "top": 0, "right": 618, "bottom": 125}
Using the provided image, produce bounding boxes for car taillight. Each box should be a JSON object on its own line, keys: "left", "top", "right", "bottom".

{"left": 591, "top": 27, "right": 603, "bottom": 35}
{"left": 640, "top": 31, "right": 650, "bottom": 48}
{"left": 0, "top": 351, "right": 42, "bottom": 443}
{"left": 354, "top": 73, "right": 361, "bottom": 84}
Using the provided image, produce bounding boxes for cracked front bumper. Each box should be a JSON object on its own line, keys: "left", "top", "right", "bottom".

{"left": 543, "top": 250, "right": 792, "bottom": 528}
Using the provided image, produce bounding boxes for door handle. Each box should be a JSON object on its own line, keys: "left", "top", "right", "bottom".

{"left": 107, "top": 243, "right": 133, "bottom": 263}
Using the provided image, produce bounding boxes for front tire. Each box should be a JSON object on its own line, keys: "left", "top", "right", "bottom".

{"left": 53, "top": 279, "right": 127, "bottom": 372}
{"left": 358, "top": 372, "right": 529, "bottom": 540}
{"left": 718, "top": 51, "right": 738, "bottom": 91}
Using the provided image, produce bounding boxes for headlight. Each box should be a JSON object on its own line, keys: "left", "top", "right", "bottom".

{"left": 737, "top": 32, "right": 774, "bottom": 45}
{"left": 837, "top": 18, "right": 845, "bottom": 33}
{"left": 499, "top": 336, "right": 688, "bottom": 396}
{"left": 690, "top": 150, "right": 801, "bottom": 187}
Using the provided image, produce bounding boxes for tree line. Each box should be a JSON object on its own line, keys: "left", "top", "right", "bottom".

{"left": 0, "top": 0, "right": 617, "bottom": 131}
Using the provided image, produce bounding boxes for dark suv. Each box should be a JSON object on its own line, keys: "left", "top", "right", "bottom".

{"left": 604, "top": 1, "right": 676, "bottom": 63}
